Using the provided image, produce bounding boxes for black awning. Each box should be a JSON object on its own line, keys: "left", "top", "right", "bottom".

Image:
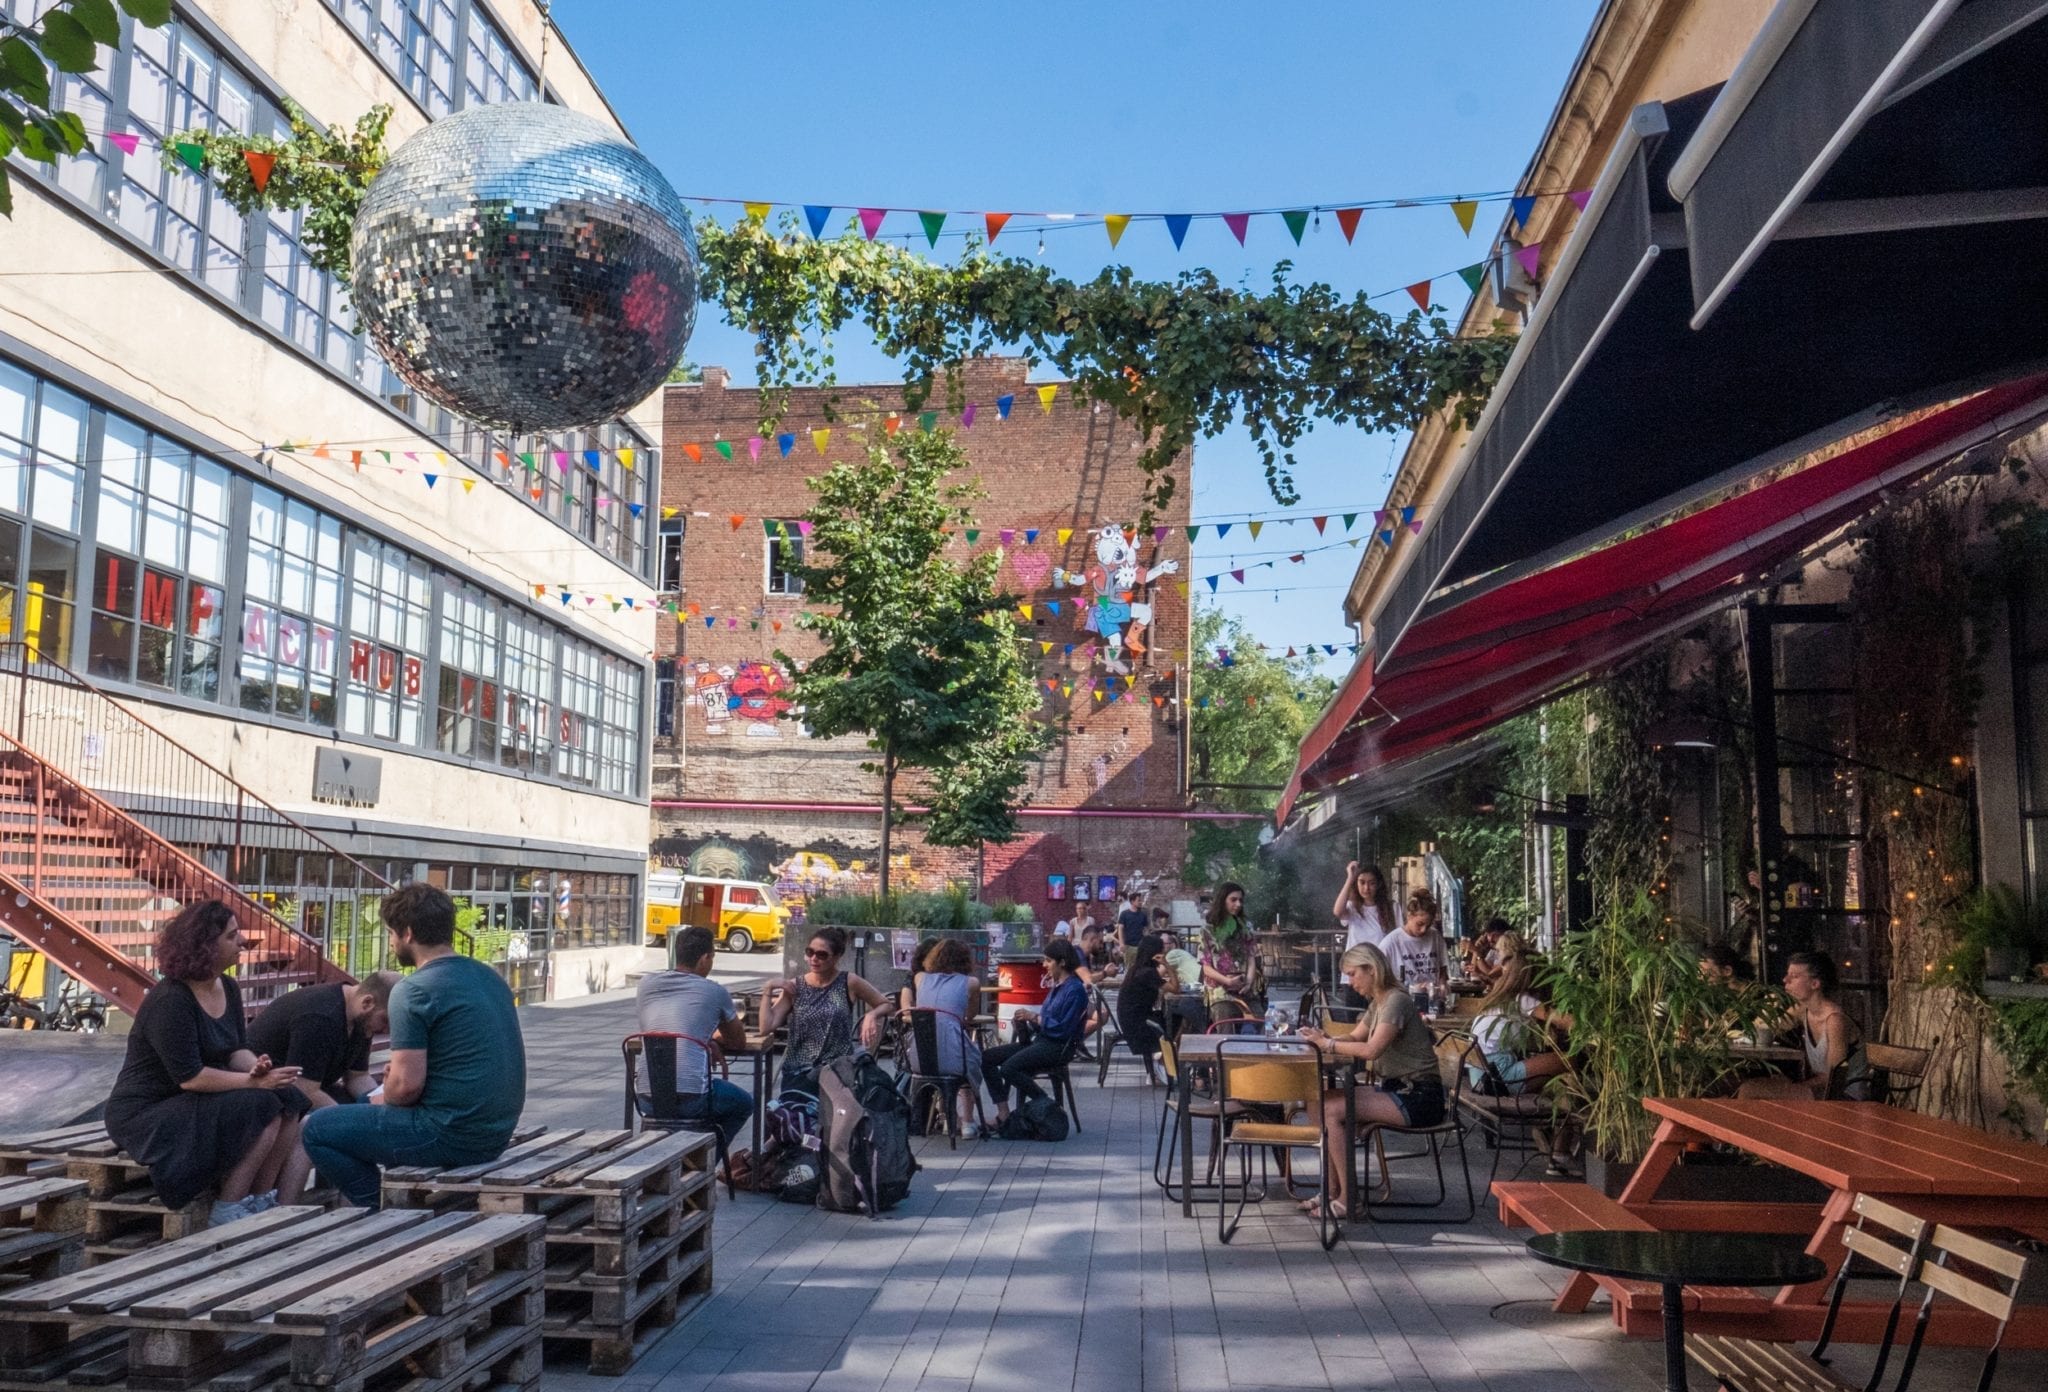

{"left": 1375, "top": 5, "right": 2048, "bottom": 664}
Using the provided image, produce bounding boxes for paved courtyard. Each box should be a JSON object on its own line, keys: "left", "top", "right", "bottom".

{"left": 522, "top": 993, "right": 2045, "bottom": 1392}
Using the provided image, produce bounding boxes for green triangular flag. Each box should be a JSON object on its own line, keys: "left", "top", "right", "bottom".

{"left": 1185, "top": 525, "right": 1200, "bottom": 542}
{"left": 763, "top": 519, "right": 781, "bottom": 537}
{"left": 918, "top": 211, "right": 945, "bottom": 247}
{"left": 1280, "top": 210, "right": 1309, "bottom": 244}
{"left": 918, "top": 411, "right": 937, "bottom": 433}
{"left": 173, "top": 141, "right": 205, "bottom": 173}
{"left": 519, "top": 452, "right": 535, "bottom": 471}
{"left": 1457, "top": 263, "right": 1487, "bottom": 294}
{"left": 715, "top": 440, "right": 733, "bottom": 460}
{"left": 965, "top": 529, "right": 980, "bottom": 544}
{"left": 1341, "top": 512, "right": 1358, "bottom": 529}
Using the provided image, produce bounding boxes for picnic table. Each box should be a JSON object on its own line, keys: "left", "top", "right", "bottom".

{"left": 0, "top": 1205, "right": 543, "bottom": 1391}
{"left": 1612, "top": 1098, "right": 2048, "bottom": 1346}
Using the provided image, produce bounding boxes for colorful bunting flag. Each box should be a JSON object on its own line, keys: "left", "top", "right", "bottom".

{"left": 1216, "top": 523, "right": 1231, "bottom": 538}
{"left": 804, "top": 205, "right": 832, "bottom": 238}
{"left": 995, "top": 394, "right": 1013, "bottom": 420}
{"left": 1450, "top": 199, "right": 1478, "bottom": 235}
{"left": 107, "top": 131, "right": 139, "bottom": 156}
{"left": 1230, "top": 569, "right": 1245, "bottom": 584}
{"left": 1341, "top": 513, "right": 1358, "bottom": 529}
{"left": 715, "top": 440, "right": 733, "bottom": 461}
{"left": 729, "top": 515, "right": 744, "bottom": 530}
{"left": 1037, "top": 384, "right": 1058, "bottom": 413}
{"left": 1185, "top": 526, "right": 1200, "bottom": 542}
{"left": 811, "top": 428, "right": 830, "bottom": 454}
{"left": 1568, "top": 188, "right": 1593, "bottom": 212}
{"left": 919, "top": 211, "right": 946, "bottom": 247}
{"left": 777, "top": 433, "right": 795, "bottom": 457}
{"left": 1280, "top": 210, "right": 1309, "bottom": 244}
{"left": 1163, "top": 213, "right": 1191, "bottom": 249}
{"left": 242, "top": 150, "right": 275, "bottom": 192}
{"left": 1509, "top": 194, "right": 1538, "bottom": 227}
{"left": 1222, "top": 212, "right": 1249, "bottom": 245}
{"left": 172, "top": 141, "right": 204, "bottom": 173}
{"left": 748, "top": 437, "right": 765, "bottom": 461}
{"left": 1334, "top": 207, "right": 1362, "bottom": 243}
{"left": 1514, "top": 242, "right": 1543, "bottom": 278}
{"left": 1457, "top": 262, "right": 1487, "bottom": 294}
{"left": 1024, "top": 528, "right": 1038, "bottom": 543}
{"left": 918, "top": 411, "right": 937, "bottom": 433}
{"left": 744, "top": 201, "right": 771, "bottom": 221}
{"left": 857, "top": 208, "right": 888, "bottom": 239}
{"left": 999, "top": 528, "right": 1014, "bottom": 545}
{"left": 961, "top": 403, "right": 977, "bottom": 429}
{"left": 683, "top": 443, "right": 702, "bottom": 463}
{"left": 1247, "top": 521, "right": 1263, "bottom": 540}
{"left": 1406, "top": 280, "right": 1432, "bottom": 312}
{"left": 984, "top": 212, "right": 1010, "bottom": 243}
{"left": 1104, "top": 214, "right": 1130, "bottom": 248}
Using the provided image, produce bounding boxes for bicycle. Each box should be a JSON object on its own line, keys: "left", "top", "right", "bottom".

{"left": 1, "top": 963, "right": 106, "bottom": 1033}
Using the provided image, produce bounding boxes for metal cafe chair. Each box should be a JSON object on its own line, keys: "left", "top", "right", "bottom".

{"left": 621, "top": 1031, "right": 737, "bottom": 1201}
{"left": 1867, "top": 1037, "right": 1938, "bottom": 1109}
{"left": 1152, "top": 1032, "right": 1252, "bottom": 1200}
{"left": 1357, "top": 1032, "right": 1477, "bottom": 1224}
{"left": 898, "top": 1007, "right": 985, "bottom": 1149}
{"left": 1214, "top": 1037, "right": 1338, "bottom": 1250}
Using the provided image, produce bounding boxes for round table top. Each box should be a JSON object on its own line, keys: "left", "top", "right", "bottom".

{"left": 1525, "top": 1230, "right": 1825, "bottom": 1287}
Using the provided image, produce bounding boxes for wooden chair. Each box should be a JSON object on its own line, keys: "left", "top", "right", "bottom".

{"left": 1151, "top": 1033, "right": 1248, "bottom": 1199}
{"left": 898, "top": 1007, "right": 985, "bottom": 1149}
{"left": 1358, "top": 1032, "right": 1476, "bottom": 1223}
{"left": 1214, "top": 1038, "right": 1337, "bottom": 1250}
{"left": 1867, "top": 1038, "right": 1936, "bottom": 1109}
{"left": 620, "top": 1032, "right": 737, "bottom": 1200}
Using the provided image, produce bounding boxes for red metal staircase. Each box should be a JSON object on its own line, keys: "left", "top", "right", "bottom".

{"left": 0, "top": 644, "right": 384, "bottom": 1019}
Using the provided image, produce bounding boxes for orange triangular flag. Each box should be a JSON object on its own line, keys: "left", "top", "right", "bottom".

{"left": 683, "top": 443, "right": 702, "bottom": 463}
{"left": 884, "top": 415, "right": 901, "bottom": 435}
{"left": 242, "top": 150, "right": 275, "bottom": 192}
{"left": 985, "top": 212, "right": 1010, "bottom": 243}
{"left": 529, "top": 488, "right": 543, "bottom": 501}
{"left": 1450, "top": 200, "right": 1478, "bottom": 235}
{"left": 1334, "top": 208, "right": 1363, "bottom": 243}
{"left": 729, "top": 515, "right": 745, "bottom": 531}
{"left": 1406, "top": 280, "right": 1433, "bottom": 312}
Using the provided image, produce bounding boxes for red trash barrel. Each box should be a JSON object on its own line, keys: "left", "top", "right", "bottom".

{"left": 995, "top": 954, "right": 1047, "bottom": 1042}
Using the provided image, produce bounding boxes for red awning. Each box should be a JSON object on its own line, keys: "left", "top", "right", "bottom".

{"left": 1277, "top": 377, "right": 2048, "bottom": 824}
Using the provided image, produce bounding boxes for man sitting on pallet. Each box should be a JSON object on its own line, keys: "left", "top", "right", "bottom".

{"left": 302, "top": 883, "right": 527, "bottom": 1207}
{"left": 248, "top": 969, "right": 403, "bottom": 1109}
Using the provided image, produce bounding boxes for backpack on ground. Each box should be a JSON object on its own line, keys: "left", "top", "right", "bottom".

{"left": 997, "top": 1096, "right": 1069, "bottom": 1142}
{"left": 817, "top": 1052, "right": 917, "bottom": 1217}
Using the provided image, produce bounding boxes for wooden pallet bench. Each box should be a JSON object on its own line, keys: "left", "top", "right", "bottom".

{"left": 382, "top": 1128, "right": 715, "bottom": 1376}
{"left": 0, "top": 1179, "right": 85, "bottom": 1293}
{"left": 0, "top": 1204, "right": 544, "bottom": 1392}
{"left": 1493, "top": 1180, "right": 1770, "bottom": 1325}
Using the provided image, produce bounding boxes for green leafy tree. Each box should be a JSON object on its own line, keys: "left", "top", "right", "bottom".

{"left": 1185, "top": 606, "right": 1338, "bottom": 916}
{"left": 780, "top": 429, "right": 1049, "bottom": 898}
{"left": 0, "top": 0, "right": 169, "bottom": 216}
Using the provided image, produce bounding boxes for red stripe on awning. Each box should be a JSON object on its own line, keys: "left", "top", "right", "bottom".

{"left": 1277, "top": 377, "right": 2048, "bottom": 824}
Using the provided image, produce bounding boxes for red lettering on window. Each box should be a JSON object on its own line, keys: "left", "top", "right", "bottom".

{"left": 187, "top": 585, "right": 219, "bottom": 638}
{"left": 277, "top": 616, "right": 304, "bottom": 665}
{"left": 311, "top": 625, "right": 335, "bottom": 671}
{"left": 480, "top": 682, "right": 497, "bottom": 722}
{"left": 559, "top": 710, "right": 573, "bottom": 743}
{"left": 459, "top": 674, "right": 476, "bottom": 714}
{"left": 349, "top": 639, "right": 372, "bottom": 683}
{"left": 140, "top": 570, "right": 177, "bottom": 630}
{"left": 376, "top": 648, "right": 396, "bottom": 692}
{"left": 243, "top": 603, "right": 270, "bottom": 656}
{"left": 403, "top": 656, "right": 421, "bottom": 697}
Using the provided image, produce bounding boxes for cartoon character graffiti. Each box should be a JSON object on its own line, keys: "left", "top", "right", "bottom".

{"left": 729, "top": 660, "right": 792, "bottom": 736}
{"left": 1061, "top": 525, "right": 1179, "bottom": 673}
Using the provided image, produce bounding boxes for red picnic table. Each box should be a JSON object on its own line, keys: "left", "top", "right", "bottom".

{"left": 1599, "top": 1098, "right": 2048, "bottom": 1347}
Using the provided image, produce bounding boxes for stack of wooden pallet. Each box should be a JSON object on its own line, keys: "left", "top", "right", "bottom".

{"left": 0, "top": 1125, "right": 206, "bottom": 1264}
{"left": 0, "top": 1204, "right": 544, "bottom": 1391}
{"left": 382, "top": 1128, "right": 715, "bottom": 1376}
{"left": 0, "top": 1178, "right": 84, "bottom": 1293}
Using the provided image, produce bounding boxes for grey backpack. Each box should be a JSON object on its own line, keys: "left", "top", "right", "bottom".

{"left": 817, "top": 1052, "right": 917, "bottom": 1217}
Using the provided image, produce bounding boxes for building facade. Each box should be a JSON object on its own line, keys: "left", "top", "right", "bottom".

{"left": 0, "top": 0, "right": 658, "bottom": 1000}
{"left": 655, "top": 359, "right": 1193, "bottom": 924}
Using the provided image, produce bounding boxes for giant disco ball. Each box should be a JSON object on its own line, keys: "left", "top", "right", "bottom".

{"left": 349, "top": 103, "right": 698, "bottom": 433}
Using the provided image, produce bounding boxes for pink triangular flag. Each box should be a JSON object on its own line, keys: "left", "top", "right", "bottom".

{"left": 858, "top": 208, "right": 887, "bottom": 240}
{"left": 1514, "top": 243, "right": 1543, "bottom": 278}
{"left": 107, "top": 132, "right": 140, "bottom": 156}
{"left": 961, "top": 402, "right": 977, "bottom": 429}
{"left": 1568, "top": 189, "right": 1592, "bottom": 212}
{"left": 748, "top": 436, "right": 765, "bottom": 460}
{"left": 1222, "top": 213, "right": 1250, "bottom": 245}
{"left": 1408, "top": 518, "right": 1424, "bottom": 535}
{"left": 796, "top": 520, "right": 814, "bottom": 536}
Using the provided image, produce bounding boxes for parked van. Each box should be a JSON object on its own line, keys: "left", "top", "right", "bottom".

{"left": 646, "top": 871, "right": 787, "bottom": 954}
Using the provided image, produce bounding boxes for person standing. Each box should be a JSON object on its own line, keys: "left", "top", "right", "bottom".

{"left": 104, "top": 901, "right": 311, "bottom": 1225}
{"left": 248, "top": 971, "right": 401, "bottom": 1109}
{"left": 1333, "top": 862, "right": 1394, "bottom": 1007}
{"left": 302, "top": 883, "right": 526, "bottom": 1209}
{"left": 1116, "top": 887, "right": 1151, "bottom": 971}
{"left": 634, "top": 924, "right": 751, "bottom": 1143}
{"left": 1378, "top": 889, "right": 1450, "bottom": 991}
{"left": 1202, "top": 882, "right": 1255, "bottom": 1012}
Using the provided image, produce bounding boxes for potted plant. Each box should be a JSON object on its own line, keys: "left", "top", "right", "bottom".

{"left": 1538, "top": 890, "right": 1782, "bottom": 1196}
{"left": 1936, "top": 884, "right": 2048, "bottom": 985}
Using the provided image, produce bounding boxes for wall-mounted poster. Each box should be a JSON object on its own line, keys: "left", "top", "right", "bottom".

{"left": 1046, "top": 874, "right": 1067, "bottom": 901}
{"left": 1071, "top": 876, "right": 1092, "bottom": 902}
{"left": 1096, "top": 874, "right": 1119, "bottom": 903}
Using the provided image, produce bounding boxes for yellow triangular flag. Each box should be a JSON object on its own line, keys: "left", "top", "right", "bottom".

{"left": 1037, "top": 384, "right": 1058, "bottom": 413}
{"left": 744, "top": 201, "right": 771, "bottom": 221}
{"left": 1040, "top": 642, "right": 1053, "bottom": 655}
{"left": 1104, "top": 214, "right": 1130, "bottom": 248}
{"left": 460, "top": 479, "right": 474, "bottom": 493}
{"left": 661, "top": 506, "right": 679, "bottom": 518}
{"left": 812, "top": 428, "right": 830, "bottom": 454}
{"left": 1248, "top": 520, "right": 1264, "bottom": 540}
{"left": 1176, "top": 582, "right": 1189, "bottom": 596}
{"left": 435, "top": 452, "right": 448, "bottom": 465}
{"left": 1450, "top": 200, "right": 1479, "bottom": 235}
{"left": 1094, "top": 689, "right": 1104, "bottom": 701}
{"left": 1056, "top": 527, "right": 1072, "bottom": 545}
{"left": 619, "top": 448, "right": 635, "bottom": 469}
{"left": 1062, "top": 684, "right": 1073, "bottom": 698}
{"left": 1018, "top": 604, "right": 1032, "bottom": 621}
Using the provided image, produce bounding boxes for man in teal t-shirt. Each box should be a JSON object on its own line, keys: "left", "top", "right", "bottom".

{"left": 302, "top": 883, "right": 525, "bottom": 1207}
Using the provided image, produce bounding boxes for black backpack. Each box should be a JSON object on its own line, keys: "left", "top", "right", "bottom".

{"left": 817, "top": 1052, "right": 918, "bottom": 1216}
{"left": 997, "top": 1096, "right": 1070, "bottom": 1142}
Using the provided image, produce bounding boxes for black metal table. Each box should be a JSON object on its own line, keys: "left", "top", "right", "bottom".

{"left": 1524, "top": 1230, "right": 1824, "bottom": 1392}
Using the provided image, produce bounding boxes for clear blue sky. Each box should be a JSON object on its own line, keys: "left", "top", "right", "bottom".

{"left": 566, "top": 0, "right": 1600, "bottom": 662}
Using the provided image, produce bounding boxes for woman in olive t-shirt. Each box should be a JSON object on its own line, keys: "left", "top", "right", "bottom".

{"left": 1298, "top": 940, "right": 1447, "bottom": 1218}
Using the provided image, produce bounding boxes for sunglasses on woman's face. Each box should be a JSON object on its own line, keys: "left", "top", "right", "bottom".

{"left": 805, "top": 948, "right": 834, "bottom": 960}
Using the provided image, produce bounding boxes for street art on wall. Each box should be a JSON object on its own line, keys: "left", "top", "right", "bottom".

{"left": 682, "top": 660, "right": 795, "bottom": 737}
{"left": 653, "top": 831, "right": 930, "bottom": 922}
{"left": 1052, "top": 525, "right": 1179, "bottom": 674}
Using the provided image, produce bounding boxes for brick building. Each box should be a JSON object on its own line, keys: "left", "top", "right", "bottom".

{"left": 655, "top": 358, "right": 1193, "bottom": 922}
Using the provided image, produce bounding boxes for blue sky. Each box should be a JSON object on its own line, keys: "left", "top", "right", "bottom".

{"left": 568, "top": 0, "right": 1600, "bottom": 660}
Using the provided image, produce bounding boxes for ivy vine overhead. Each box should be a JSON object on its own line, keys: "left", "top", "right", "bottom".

{"left": 163, "top": 113, "right": 1515, "bottom": 510}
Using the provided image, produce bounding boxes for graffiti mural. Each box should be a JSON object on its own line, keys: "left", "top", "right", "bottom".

{"left": 682, "top": 660, "right": 794, "bottom": 737}
{"left": 1055, "top": 525, "right": 1178, "bottom": 674}
{"left": 651, "top": 830, "right": 933, "bottom": 923}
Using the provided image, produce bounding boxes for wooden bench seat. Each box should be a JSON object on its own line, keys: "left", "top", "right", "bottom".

{"left": 1688, "top": 1331, "right": 1854, "bottom": 1391}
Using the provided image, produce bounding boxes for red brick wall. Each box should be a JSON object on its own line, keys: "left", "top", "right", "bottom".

{"left": 655, "top": 357, "right": 1191, "bottom": 913}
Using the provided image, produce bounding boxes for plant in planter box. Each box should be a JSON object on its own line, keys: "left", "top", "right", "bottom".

{"left": 1537, "top": 889, "right": 1783, "bottom": 1171}
{"left": 1934, "top": 884, "right": 2048, "bottom": 986}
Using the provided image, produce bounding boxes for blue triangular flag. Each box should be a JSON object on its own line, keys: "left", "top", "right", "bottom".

{"left": 624, "top": 598, "right": 635, "bottom": 609}
{"left": 1216, "top": 522, "right": 1232, "bottom": 537}
{"left": 423, "top": 474, "right": 437, "bottom": 488}
{"left": 996, "top": 394, "right": 1014, "bottom": 420}
{"left": 1063, "top": 644, "right": 1074, "bottom": 655}
{"left": 1380, "top": 529, "right": 1395, "bottom": 544}
{"left": 777, "top": 433, "right": 795, "bottom": 457}
{"left": 629, "top": 502, "right": 644, "bottom": 517}
{"left": 1163, "top": 213, "right": 1191, "bottom": 249}
{"left": 1323, "top": 644, "right": 1337, "bottom": 656}
{"left": 1510, "top": 195, "right": 1537, "bottom": 227}
{"left": 803, "top": 205, "right": 832, "bottom": 238}
{"left": 1025, "top": 528, "right": 1039, "bottom": 543}
{"left": 1205, "top": 575, "right": 1219, "bottom": 592}
{"left": 559, "top": 591, "right": 572, "bottom": 606}
{"left": 1047, "top": 600, "right": 1060, "bottom": 615}
{"left": 583, "top": 450, "right": 601, "bottom": 470}
{"left": 1400, "top": 505, "right": 1416, "bottom": 524}
{"left": 705, "top": 616, "right": 716, "bottom": 628}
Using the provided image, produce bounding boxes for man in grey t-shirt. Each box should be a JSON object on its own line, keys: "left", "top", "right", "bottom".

{"left": 634, "top": 926, "right": 750, "bottom": 1142}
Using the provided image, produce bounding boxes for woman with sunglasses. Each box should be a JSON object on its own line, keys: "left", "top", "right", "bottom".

{"left": 764, "top": 926, "right": 895, "bottom": 1092}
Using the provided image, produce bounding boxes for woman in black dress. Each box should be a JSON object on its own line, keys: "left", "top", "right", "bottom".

{"left": 104, "top": 901, "right": 312, "bottom": 1224}
{"left": 1115, "top": 933, "right": 1169, "bottom": 1083}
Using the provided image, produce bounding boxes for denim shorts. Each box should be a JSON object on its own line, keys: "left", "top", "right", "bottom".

{"left": 1378, "top": 1076, "right": 1446, "bottom": 1127}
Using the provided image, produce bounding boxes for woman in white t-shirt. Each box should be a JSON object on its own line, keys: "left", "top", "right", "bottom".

{"left": 1377, "top": 889, "right": 1450, "bottom": 989}
{"left": 1332, "top": 862, "right": 1394, "bottom": 1007}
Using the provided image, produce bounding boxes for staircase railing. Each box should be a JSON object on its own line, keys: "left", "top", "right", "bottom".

{"left": 0, "top": 642, "right": 391, "bottom": 1013}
